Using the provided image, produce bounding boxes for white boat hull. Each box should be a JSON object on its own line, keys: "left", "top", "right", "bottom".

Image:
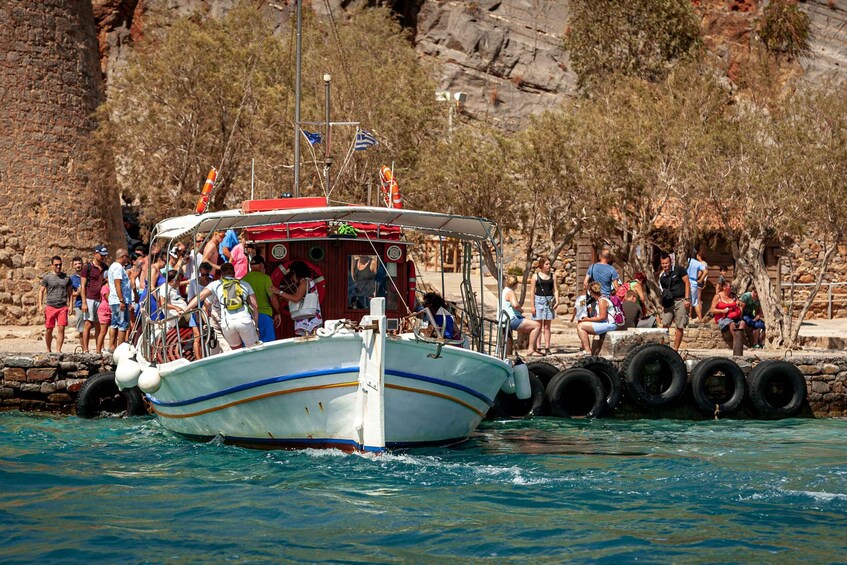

{"left": 145, "top": 334, "right": 512, "bottom": 451}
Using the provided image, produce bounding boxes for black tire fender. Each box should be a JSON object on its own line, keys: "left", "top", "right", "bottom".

{"left": 545, "top": 368, "right": 605, "bottom": 418}
{"left": 571, "top": 356, "right": 622, "bottom": 413}
{"left": 489, "top": 374, "right": 545, "bottom": 419}
{"left": 621, "top": 344, "right": 687, "bottom": 410}
{"left": 525, "top": 361, "right": 560, "bottom": 389}
{"left": 746, "top": 361, "right": 807, "bottom": 419}
{"left": 75, "top": 371, "right": 148, "bottom": 419}
{"left": 690, "top": 357, "right": 746, "bottom": 417}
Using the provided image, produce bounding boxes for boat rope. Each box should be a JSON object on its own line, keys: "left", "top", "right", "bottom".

{"left": 328, "top": 131, "right": 358, "bottom": 200}
{"left": 361, "top": 230, "right": 412, "bottom": 316}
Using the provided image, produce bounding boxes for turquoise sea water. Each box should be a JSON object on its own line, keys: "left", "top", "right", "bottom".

{"left": 1, "top": 413, "right": 846, "bottom": 563}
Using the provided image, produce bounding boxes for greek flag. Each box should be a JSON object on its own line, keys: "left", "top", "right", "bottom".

{"left": 354, "top": 130, "right": 378, "bottom": 151}
{"left": 302, "top": 130, "right": 322, "bottom": 146}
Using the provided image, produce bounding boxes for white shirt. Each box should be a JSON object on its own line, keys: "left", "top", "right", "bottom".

{"left": 107, "top": 261, "right": 130, "bottom": 305}
{"left": 206, "top": 279, "right": 254, "bottom": 323}
{"left": 157, "top": 284, "right": 188, "bottom": 330}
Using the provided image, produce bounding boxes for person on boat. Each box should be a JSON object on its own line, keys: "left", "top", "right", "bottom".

{"left": 417, "top": 292, "right": 456, "bottom": 340}
{"left": 187, "top": 262, "right": 213, "bottom": 302}
{"left": 218, "top": 229, "right": 239, "bottom": 263}
{"left": 501, "top": 275, "right": 541, "bottom": 355}
{"left": 230, "top": 231, "right": 249, "bottom": 279}
{"left": 350, "top": 254, "right": 377, "bottom": 309}
{"left": 201, "top": 231, "right": 224, "bottom": 276}
{"left": 709, "top": 280, "right": 747, "bottom": 340}
{"left": 576, "top": 282, "right": 619, "bottom": 355}
{"left": 529, "top": 255, "right": 558, "bottom": 355}
{"left": 159, "top": 269, "right": 202, "bottom": 359}
{"left": 242, "top": 255, "right": 280, "bottom": 343}
{"left": 274, "top": 260, "right": 322, "bottom": 336}
{"left": 186, "top": 262, "right": 259, "bottom": 350}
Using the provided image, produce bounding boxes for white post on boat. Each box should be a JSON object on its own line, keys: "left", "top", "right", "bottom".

{"left": 355, "top": 297, "right": 386, "bottom": 452}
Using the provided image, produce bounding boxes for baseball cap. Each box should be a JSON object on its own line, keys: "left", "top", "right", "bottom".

{"left": 94, "top": 245, "right": 108, "bottom": 255}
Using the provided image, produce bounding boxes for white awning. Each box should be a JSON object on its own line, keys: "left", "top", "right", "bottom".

{"left": 151, "top": 206, "right": 499, "bottom": 243}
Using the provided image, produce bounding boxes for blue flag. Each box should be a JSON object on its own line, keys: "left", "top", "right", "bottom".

{"left": 302, "top": 130, "right": 322, "bottom": 146}
{"left": 354, "top": 130, "right": 378, "bottom": 151}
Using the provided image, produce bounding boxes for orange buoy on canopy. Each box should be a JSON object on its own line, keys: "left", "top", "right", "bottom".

{"left": 194, "top": 168, "right": 217, "bottom": 214}
{"left": 379, "top": 165, "right": 403, "bottom": 209}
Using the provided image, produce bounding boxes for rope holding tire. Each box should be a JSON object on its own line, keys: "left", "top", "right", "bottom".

{"left": 690, "top": 357, "right": 746, "bottom": 417}
{"left": 75, "top": 372, "right": 148, "bottom": 419}
{"left": 488, "top": 374, "right": 545, "bottom": 419}
{"left": 571, "top": 356, "right": 622, "bottom": 414}
{"left": 545, "top": 368, "right": 605, "bottom": 418}
{"left": 621, "top": 343, "right": 687, "bottom": 410}
{"left": 746, "top": 360, "right": 807, "bottom": 419}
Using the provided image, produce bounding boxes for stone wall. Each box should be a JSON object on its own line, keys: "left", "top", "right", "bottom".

{"left": 1, "top": 349, "right": 844, "bottom": 418}
{"left": 0, "top": 353, "right": 115, "bottom": 413}
{"left": 0, "top": 0, "right": 125, "bottom": 325}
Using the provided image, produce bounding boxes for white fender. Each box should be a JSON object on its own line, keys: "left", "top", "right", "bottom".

{"left": 115, "top": 357, "right": 142, "bottom": 390}
{"left": 499, "top": 374, "right": 516, "bottom": 395}
{"left": 138, "top": 366, "right": 162, "bottom": 394}
{"left": 513, "top": 363, "right": 531, "bottom": 400}
{"left": 112, "top": 342, "right": 134, "bottom": 365}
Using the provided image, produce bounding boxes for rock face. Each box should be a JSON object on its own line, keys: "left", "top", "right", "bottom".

{"left": 415, "top": 0, "right": 576, "bottom": 131}
{"left": 0, "top": 0, "right": 125, "bottom": 325}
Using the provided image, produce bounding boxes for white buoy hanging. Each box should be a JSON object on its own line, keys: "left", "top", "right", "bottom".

{"left": 138, "top": 365, "right": 162, "bottom": 394}
{"left": 115, "top": 355, "right": 143, "bottom": 390}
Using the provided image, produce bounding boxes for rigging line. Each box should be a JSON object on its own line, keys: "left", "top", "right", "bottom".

{"left": 321, "top": 0, "right": 360, "bottom": 104}
{"left": 328, "top": 128, "right": 358, "bottom": 199}
{"left": 299, "top": 128, "right": 327, "bottom": 195}
{"left": 361, "top": 229, "right": 412, "bottom": 316}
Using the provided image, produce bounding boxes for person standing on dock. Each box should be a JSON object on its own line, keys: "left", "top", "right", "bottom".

{"left": 38, "top": 256, "right": 72, "bottom": 352}
{"left": 583, "top": 249, "right": 621, "bottom": 297}
{"left": 107, "top": 248, "right": 133, "bottom": 349}
{"left": 658, "top": 253, "right": 690, "bottom": 351}
{"left": 79, "top": 245, "right": 108, "bottom": 353}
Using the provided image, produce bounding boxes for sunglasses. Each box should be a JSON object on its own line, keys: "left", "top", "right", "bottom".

{"left": 52, "top": 263, "right": 62, "bottom": 267}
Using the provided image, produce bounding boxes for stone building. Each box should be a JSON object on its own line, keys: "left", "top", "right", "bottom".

{"left": 0, "top": 0, "right": 125, "bottom": 325}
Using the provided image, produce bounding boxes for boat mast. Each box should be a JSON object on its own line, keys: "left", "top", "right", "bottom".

{"left": 323, "top": 74, "right": 332, "bottom": 199}
{"left": 293, "top": 0, "right": 302, "bottom": 197}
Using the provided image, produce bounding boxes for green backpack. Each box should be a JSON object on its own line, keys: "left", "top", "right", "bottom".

{"left": 221, "top": 278, "right": 245, "bottom": 312}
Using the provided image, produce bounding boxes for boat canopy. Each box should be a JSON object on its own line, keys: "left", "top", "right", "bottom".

{"left": 151, "top": 206, "right": 500, "bottom": 243}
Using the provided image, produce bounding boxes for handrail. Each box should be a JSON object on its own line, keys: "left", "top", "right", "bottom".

{"left": 139, "top": 306, "right": 212, "bottom": 362}
{"left": 780, "top": 281, "right": 847, "bottom": 319}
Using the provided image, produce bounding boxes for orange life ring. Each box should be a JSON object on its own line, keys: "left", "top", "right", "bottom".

{"left": 271, "top": 259, "right": 327, "bottom": 317}
{"left": 194, "top": 168, "right": 217, "bottom": 214}
{"left": 379, "top": 165, "right": 403, "bottom": 209}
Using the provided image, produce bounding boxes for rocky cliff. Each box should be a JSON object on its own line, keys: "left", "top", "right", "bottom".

{"left": 92, "top": 0, "right": 847, "bottom": 130}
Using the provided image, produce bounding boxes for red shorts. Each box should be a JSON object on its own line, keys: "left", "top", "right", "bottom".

{"left": 45, "top": 305, "right": 69, "bottom": 329}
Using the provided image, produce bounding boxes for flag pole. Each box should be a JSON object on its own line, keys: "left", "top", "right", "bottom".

{"left": 293, "top": 0, "right": 302, "bottom": 197}
{"left": 323, "top": 74, "right": 332, "bottom": 203}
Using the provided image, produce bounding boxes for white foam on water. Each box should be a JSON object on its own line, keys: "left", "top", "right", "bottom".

{"left": 782, "top": 489, "right": 847, "bottom": 502}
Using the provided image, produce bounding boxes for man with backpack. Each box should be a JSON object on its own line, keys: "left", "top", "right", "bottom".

{"left": 583, "top": 248, "right": 621, "bottom": 297}
{"left": 186, "top": 262, "right": 259, "bottom": 350}
{"left": 658, "top": 253, "right": 691, "bottom": 350}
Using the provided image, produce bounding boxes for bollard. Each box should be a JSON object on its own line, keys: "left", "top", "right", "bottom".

{"left": 732, "top": 330, "right": 744, "bottom": 357}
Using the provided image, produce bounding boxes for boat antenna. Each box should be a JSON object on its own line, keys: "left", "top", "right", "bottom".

{"left": 293, "top": 0, "right": 303, "bottom": 197}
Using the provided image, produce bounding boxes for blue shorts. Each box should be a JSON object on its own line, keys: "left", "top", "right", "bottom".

{"left": 509, "top": 315, "right": 524, "bottom": 331}
{"left": 533, "top": 296, "right": 555, "bottom": 320}
{"left": 690, "top": 283, "right": 701, "bottom": 307}
{"left": 743, "top": 315, "right": 765, "bottom": 330}
{"left": 590, "top": 321, "right": 618, "bottom": 335}
{"left": 257, "top": 313, "right": 276, "bottom": 342}
{"left": 109, "top": 304, "right": 130, "bottom": 330}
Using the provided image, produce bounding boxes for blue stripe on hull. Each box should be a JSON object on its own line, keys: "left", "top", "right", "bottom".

{"left": 151, "top": 367, "right": 495, "bottom": 408}
{"left": 174, "top": 432, "right": 469, "bottom": 452}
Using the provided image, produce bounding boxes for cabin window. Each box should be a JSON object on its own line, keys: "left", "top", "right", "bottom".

{"left": 349, "top": 254, "right": 397, "bottom": 310}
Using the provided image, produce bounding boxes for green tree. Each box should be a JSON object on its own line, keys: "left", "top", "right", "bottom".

{"left": 565, "top": 0, "right": 702, "bottom": 91}
{"left": 90, "top": 3, "right": 442, "bottom": 227}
